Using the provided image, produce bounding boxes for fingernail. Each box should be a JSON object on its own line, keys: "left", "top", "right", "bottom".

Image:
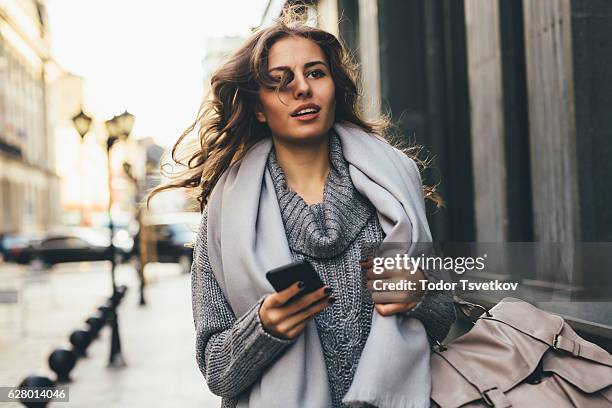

{"left": 298, "top": 281, "right": 305, "bottom": 288}
{"left": 328, "top": 296, "right": 336, "bottom": 304}
{"left": 324, "top": 287, "right": 332, "bottom": 294}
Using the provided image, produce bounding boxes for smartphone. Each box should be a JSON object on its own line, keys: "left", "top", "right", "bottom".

{"left": 265, "top": 260, "right": 325, "bottom": 300}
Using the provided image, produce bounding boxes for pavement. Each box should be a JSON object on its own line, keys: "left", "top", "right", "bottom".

{"left": 0, "top": 261, "right": 221, "bottom": 407}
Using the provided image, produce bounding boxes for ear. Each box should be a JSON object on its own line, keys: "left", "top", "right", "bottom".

{"left": 254, "top": 102, "right": 267, "bottom": 123}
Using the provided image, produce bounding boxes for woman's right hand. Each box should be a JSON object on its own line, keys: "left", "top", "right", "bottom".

{"left": 259, "top": 282, "right": 335, "bottom": 340}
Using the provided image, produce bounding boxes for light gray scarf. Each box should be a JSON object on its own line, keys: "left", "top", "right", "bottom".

{"left": 206, "top": 121, "right": 432, "bottom": 407}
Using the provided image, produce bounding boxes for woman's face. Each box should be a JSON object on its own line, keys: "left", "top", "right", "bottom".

{"left": 255, "top": 36, "right": 336, "bottom": 143}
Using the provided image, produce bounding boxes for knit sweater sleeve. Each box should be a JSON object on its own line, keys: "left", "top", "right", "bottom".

{"left": 403, "top": 266, "right": 456, "bottom": 344}
{"left": 191, "top": 209, "right": 298, "bottom": 399}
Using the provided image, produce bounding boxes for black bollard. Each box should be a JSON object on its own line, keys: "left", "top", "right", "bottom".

{"left": 69, "top": 329, "right": 92, "bottom": 358}
{"left": 85, "top": 314, "right": 105, "bottom": 339}
{"left": 97, "top": 300, "right": 126, "bottom": 367}
{"left": 48, "top": 348, "right": 77, "bottom": 383}
{"left": 97, "top": 299, "right": 114, "bottom": 319}
{"left": 117, "top": 284, "right": 127, "bottom": 301}
{"left": 18, "top": 375, "right": 55, "bottom": 408}
{"left": 106, "top": 304, "right": 126, "bottom": 367}
{"left": 110, "top": 285, "right": 128, "bottom": 305}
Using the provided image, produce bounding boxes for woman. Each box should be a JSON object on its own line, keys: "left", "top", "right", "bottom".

{"left": 148, "top": 9, "right": 455, "bottom": 408}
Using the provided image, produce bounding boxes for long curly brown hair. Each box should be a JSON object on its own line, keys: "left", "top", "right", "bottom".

{"left": 146, "top": 6, "right": 443, "bottom": 213}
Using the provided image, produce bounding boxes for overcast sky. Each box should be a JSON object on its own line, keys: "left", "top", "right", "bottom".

{"left": 47, "top": 0, "right": 268, "bottom": 147}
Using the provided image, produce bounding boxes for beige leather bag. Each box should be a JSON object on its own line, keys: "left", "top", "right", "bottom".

{"left": 430, "top": 297, "right": 612, "bottom": 407}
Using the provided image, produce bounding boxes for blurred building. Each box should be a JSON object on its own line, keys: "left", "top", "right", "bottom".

{"left": 201, "top": 35, "right": 247, "bottom": 96}
{"left": 136, "top": 136, "right": 197, "bottom": 214}
{"left": 138, "top": 137, "right": 164, "bottom": 195}
{"left": 48, "top": 71, "right": 109, "bottom": 226}
{"left": 262, "top": 1, "right": 612, "bottom": 347}
{"left": 0, "top": 0, "right": 60, "bottom": 234}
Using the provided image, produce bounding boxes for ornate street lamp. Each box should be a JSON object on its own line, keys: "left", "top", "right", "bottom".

{"left": 116, "top": 110, "right": 135, "bottom": 138}
{"left": 103, "top": 110, "right": 135, "bottom": 367}
{"left": 122, "top": 161, "right": 146, "bottom": 306}
{"left": 105, "top": 115, "right": 120, "bottom": 151}
{"left": 71, "top": 109, "right": 92, "bottom": 140}
{"left": 71, "top": 109, "right": 92, "bottom": 225}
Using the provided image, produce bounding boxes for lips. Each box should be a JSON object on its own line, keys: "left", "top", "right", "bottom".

{"left": 290, "top": 103, "right": 321, "bottom": 117}
{"left": 292, "top": 110, "right": 320, "bottom": 121}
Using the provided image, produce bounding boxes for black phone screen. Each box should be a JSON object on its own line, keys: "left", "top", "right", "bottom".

{"left": 265, "top": 260, "right": 324, "bottom": 298}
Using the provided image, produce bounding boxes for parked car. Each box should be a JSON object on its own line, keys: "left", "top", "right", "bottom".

{"left": 18, "top": 227, "right": 133, "bottom": 268}
{"left": 0, "top": 233, "right": 41, "bottom": 263}
{"left": 135, "top": 212, "right": 200, "bottom": 274}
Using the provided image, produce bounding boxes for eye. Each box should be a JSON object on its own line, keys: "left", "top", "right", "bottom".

{"left": 308, "top": 69, "right": 326, "bottom": 79}
{"left": 275, "top": 70, "right": 294, "bottom": 85}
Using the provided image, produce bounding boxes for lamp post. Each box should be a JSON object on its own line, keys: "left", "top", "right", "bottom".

{"left": 71, "top": 109, "right": 92, "bottom": 225}
{"left": 123, "top": 161, "right": 146, "bottom": 306}
{"left": 104, "top": 110, "right": 135, "bottom": 367}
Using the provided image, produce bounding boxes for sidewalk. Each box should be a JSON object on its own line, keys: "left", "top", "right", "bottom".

{"left": 0, "top": 261, "right": 221, "bottom": 407}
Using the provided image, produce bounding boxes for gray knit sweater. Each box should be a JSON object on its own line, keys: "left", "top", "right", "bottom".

{"left": 191, "top": 131, "right": 456, "bottom": 408}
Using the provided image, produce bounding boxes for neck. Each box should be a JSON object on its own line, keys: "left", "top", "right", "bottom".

{"left": 271, "top": 132, "right": 331, "bottom": 193}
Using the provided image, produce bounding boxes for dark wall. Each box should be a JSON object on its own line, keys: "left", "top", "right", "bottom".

{"left": 499, "top": 0, "right": 533, "bottom": 242}
{"left": 571, "top": 0, "right": 612, "bottom": 242}
{"left": 337, "top": 0, "right": 360, "bottom": 60}
{"left": 376, "top": 0, "right": 474, "bottom": 242}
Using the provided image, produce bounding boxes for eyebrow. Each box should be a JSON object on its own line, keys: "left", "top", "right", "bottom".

{"left": 268, "top": 60, "right": 328, "bottom": 72}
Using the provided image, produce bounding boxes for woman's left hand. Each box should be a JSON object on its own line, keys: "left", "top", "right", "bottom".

{"left": 360, "top": 258, "right": 426, "bottom": 316}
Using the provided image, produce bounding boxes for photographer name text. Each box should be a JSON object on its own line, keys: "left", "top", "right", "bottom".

{"left": 373, "top": 279, "right": 519, "bottom": 292}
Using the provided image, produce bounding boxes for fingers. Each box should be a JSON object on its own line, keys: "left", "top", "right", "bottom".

{"left": 360, "top": 258, "right": 373, "bottom": 270}
{"left": 364, "top": 255, "right": 425, "bottom": 305}
{"left": 367, "top": 275, "right": 421, "bottom": 304}
{"left": 375, "top": 302, "right": 416, "bottom": 316}
{"left": 283, "top": 285, "right": 332, "bottom": 316}
{"left": 269, "top": 281, "right": 305, "bottom": 307}
{"left": 362, "top": 258, "right": 397, "bottom": 279}
{"left": 284, "top": 320, "right": 308, "bottom": 340}
{"left": 277, "top": 294, "right": 335, "bottom": 337}
{"left": 371, "top": 290, "right": 415, "bottom": 304}
{"left": 260, "top": 284, "right": 334, "bottom": 340}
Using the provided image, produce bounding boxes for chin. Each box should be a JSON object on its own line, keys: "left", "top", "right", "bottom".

{"left": 283, "top": 121, "right": 332, "bottom": 142}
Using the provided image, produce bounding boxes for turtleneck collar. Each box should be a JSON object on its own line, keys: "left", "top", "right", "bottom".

{"left": 266, "top": 128, "right": 375, "bottom": 259}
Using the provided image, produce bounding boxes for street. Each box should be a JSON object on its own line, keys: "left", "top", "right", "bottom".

{"left": 0, "top": 261, "right": 221, "bottom": 407}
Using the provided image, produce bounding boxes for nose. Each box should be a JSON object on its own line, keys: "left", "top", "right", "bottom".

{"left": 293, "top": 71, "right": 312, "bottom": 99}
